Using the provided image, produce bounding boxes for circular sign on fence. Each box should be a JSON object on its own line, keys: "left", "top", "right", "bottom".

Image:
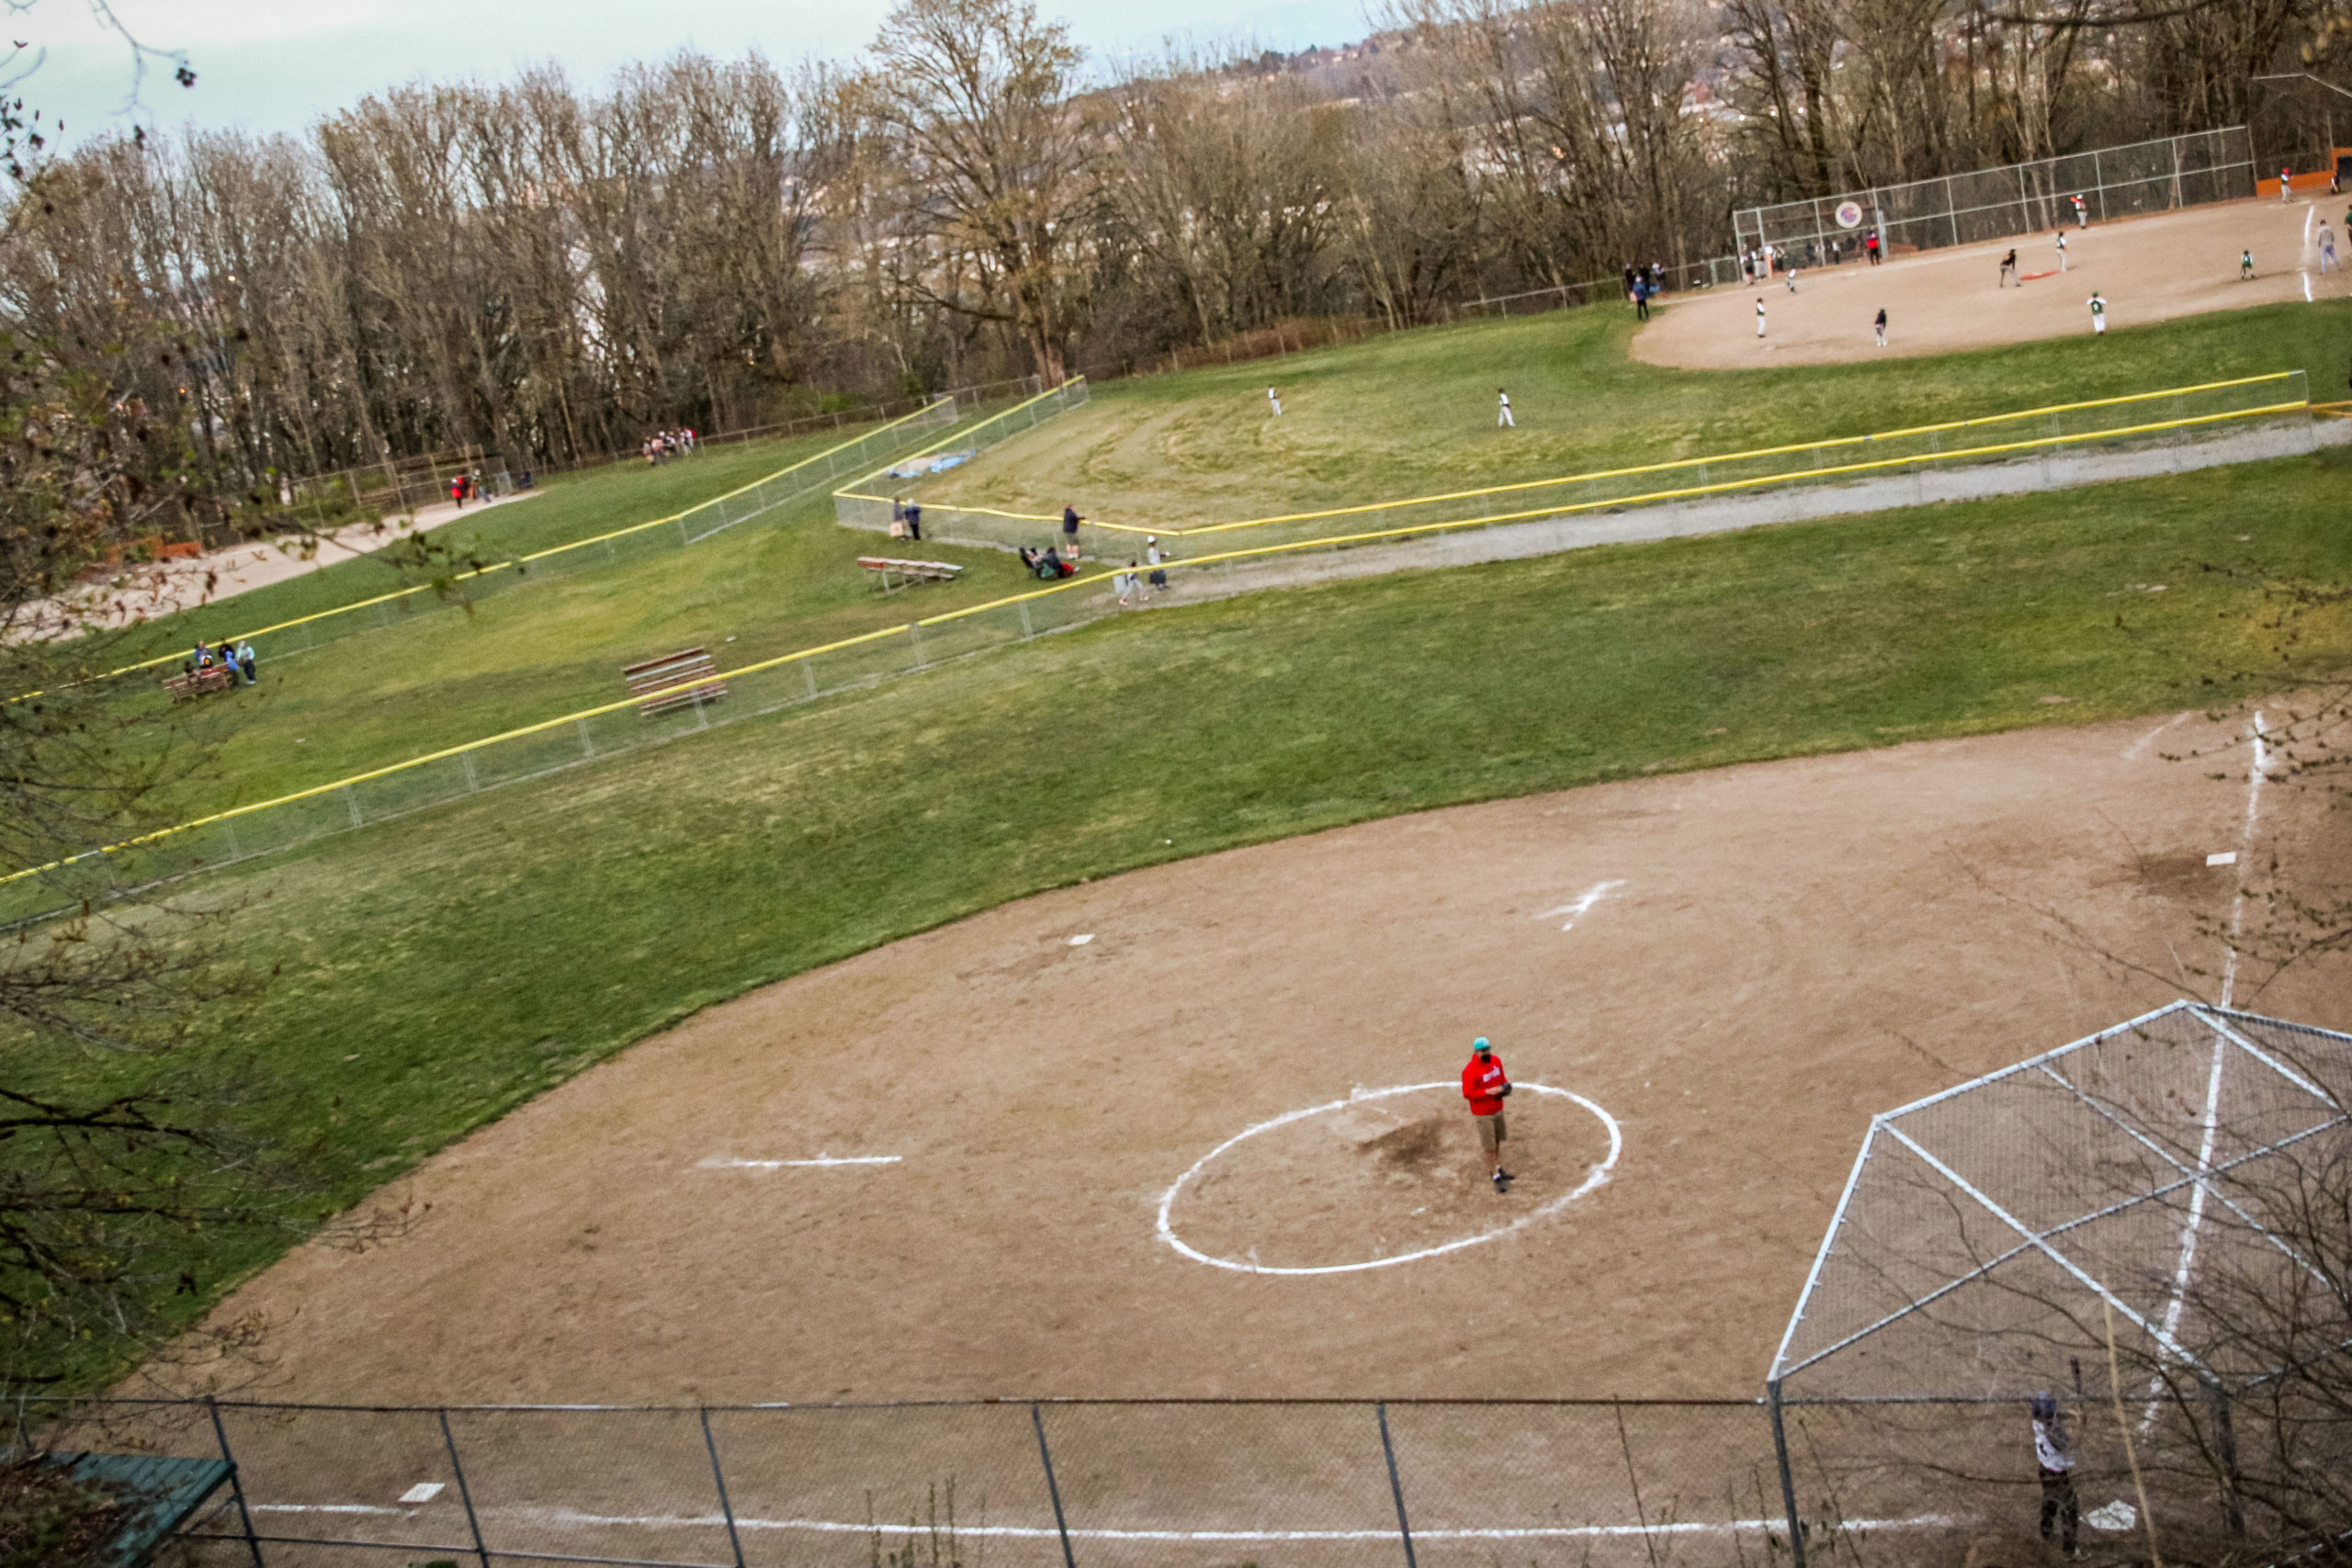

{"left": 1835, "top": 199, "right": 1865, "bottom": 230}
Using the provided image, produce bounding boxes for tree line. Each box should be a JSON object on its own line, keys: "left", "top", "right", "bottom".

{"left": 0, "top": 0, "right": 2339, "bottom": 498}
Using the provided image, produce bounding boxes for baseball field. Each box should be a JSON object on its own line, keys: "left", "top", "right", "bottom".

{"left": 22, "top": 196, "right": 2352, "bottom": 1412}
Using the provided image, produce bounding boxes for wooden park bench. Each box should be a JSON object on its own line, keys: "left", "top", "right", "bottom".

{"left": 163, "top": 664, "right": 238, "bottom": 702}
{"left": 858, "top": 556, "right": 964, "bottom": 592}
{"left": 623, "top": 648, "right": 729, "bottom": 717}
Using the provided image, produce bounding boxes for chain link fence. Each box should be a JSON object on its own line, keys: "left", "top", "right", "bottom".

{"left": 28, "top": 1391, "right": 2307, "bottom": 1567}
{"left": 0, "top": 371, "right": 2318, "bottom": 926}
{"left": 857, "top": 372, "right": 2313, "bottom": 556}
{"left": 1734, "top": 128, "right": 2256, "bottom": 267}
{"left": 831, "top": 378, "right": 1096, "bottom": 536}
{"left": 52, "top": 392, "right": 1002, "bottom": 698}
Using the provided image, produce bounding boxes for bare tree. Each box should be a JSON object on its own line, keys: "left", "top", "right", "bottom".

{"left": 855, "top": 0, "right": 1094, "bottom": 385}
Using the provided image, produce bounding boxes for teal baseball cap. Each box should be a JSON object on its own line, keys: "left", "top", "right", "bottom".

{"left": 1473, "top": 1037, "right": 1491, "bottom": 1053}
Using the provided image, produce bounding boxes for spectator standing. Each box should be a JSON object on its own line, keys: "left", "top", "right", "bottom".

{"left": 449, "top": 474, "right": 466, "bottom": 509}
{"left": 1146, "top": 536, "right": 1170, "bottom": 592}
{"left": 236, "top": 641, "right": 257, "bottom": 684}
{"left": 1867, "top": 230, "right": 1882, "bottom": 265}
{"left": 1632, "top": 276, "right": 1650, "bottom": 321}
{"left": 1461, "top": 1037, "right": 1513, "bottom": 1193}
{"left": 1114, "top": 562, "right": 1140, "bottom": 606}
{"left": 904, "top": 501, "right": 922, "bottom": 542}
{"left": 1061, "top": 504, "right": 1083, "bottom": 559}
{"left": 2031, "top": 1393, "right": 2079, "bottom": 1557}
{"left": 2072, "top": 193, "right": 2087, "bottom": 227}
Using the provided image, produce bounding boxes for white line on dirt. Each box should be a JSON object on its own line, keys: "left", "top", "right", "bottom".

{"left": 1540, "top": 879, "right": 1628, "bottom": 931}
{"left": 249, "top": 1501, "right": 1957, "bottom": 1540}
{"left": 695, "top": 1154, "right": 902, "bottom": 1169}
{"left": 2121, "top": 711, "right": 2191, "bottom": 761}
{"left": 2219, "top": 712, "right": 2267, "bottom": 1010}
{"left": 1157, "top": 1082, "right": 1622, "bottom": 1275}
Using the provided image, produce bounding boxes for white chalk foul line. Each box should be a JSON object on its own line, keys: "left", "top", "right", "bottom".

{"left": 1540, "top": 879, "right": 1627, "bottom": 931}
{"left": 696, "top": 1154, "right": 903, "bottom": 1169}
{"left": 1157, "top": 1082, "right": 1623, "bottom": 1276}
{"left": 2219, "top": 711, "right": 2267, "bottom": 1010}
{"left": 251, "top": 1502, "right": 1953, "bottom": 1540}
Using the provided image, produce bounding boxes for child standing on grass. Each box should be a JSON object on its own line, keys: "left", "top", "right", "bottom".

{"left": 1497, "top": 389, "right": 1515, "bottom": 427}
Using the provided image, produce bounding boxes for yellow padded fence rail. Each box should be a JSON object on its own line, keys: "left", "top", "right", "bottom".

{"left": 840, "top": 371, "right": 2304, "bottom": 539}
{"left": 16, "top": 398, "right": 963, "bottom": 702}
{"left": 0, "top": 378, "right": 2313, "bottom": 890}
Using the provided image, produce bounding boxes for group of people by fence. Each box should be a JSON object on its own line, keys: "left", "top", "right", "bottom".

{"left": 641, "top": 428, "right": 698, "bottom": 464}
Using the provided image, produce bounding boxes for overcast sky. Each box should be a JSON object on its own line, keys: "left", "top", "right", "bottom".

{"left": 23, "top": 0, "right": 1376, "bottom": 149}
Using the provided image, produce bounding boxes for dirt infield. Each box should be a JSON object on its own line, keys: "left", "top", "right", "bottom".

{"left": 1636, "top": 196, "right": 2348, "bottom": 367}
{"left": 175, "top": 709, "right": 2349, "bottom": 1406}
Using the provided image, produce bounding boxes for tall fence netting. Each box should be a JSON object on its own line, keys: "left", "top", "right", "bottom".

{"left": 1734, "top": 128, "right": 2256, "bottom": 265}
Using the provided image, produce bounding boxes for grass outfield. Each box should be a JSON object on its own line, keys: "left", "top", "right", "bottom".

{"left": 20, "top": 442, "right": 2352, "bottom": 1390}
{"left": 67, "top": 299, "right": 2351, "bottom": 826}
{"left": 919, "top": 300, "right": 2352, "bottom": 529}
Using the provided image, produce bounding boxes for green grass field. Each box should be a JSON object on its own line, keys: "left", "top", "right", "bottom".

{"left": 59, "top": 298, "right": 2352, "bottom": 830}
{"left": 922, "top": 301, "right": 2352, "bottom": 529}
{"left": 126, "top": 423, "right": 907, "bottom": 659}
{"left": 12, "top": 296, "right": 2352, "bottom": 1390}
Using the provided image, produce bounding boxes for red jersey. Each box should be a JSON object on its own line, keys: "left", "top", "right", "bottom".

{"left": 1462, "top": 1054, "right": 1510, "bottom": 1116}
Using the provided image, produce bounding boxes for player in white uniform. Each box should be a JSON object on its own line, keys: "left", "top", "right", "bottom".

{"left": 1496, "top": 389, "right": 1514, "bottom": 427}
{"left": 1268, "top": 387, "right": 1283, "bottom": 417}
{"left": 1755, "top": 299, "right": 1767, "bottom": 337}
{"left": 2088, "top": 291, "right": 2107, "bottom": 334}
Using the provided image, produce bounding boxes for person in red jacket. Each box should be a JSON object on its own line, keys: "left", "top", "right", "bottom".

{"left": 1462, "top": 1037, "right": 1513, "bottom": 1192}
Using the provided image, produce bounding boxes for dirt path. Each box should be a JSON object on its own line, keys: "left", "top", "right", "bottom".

{"left": 163, "top": 710, "right": 2350, "bottom": 1407}
{"left": 22, "top": 491, "right": 542, "bottom": 640}
{"left": 1636, "top": 197, "right": 2346, "bottom": 367}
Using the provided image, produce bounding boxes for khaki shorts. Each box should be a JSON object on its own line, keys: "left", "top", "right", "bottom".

{"left": 1476, "top": 1111, "right": 1507, "bottom": 1150}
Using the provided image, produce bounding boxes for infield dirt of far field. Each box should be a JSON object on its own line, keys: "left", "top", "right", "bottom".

{"left": 1637, "top": 195, "right": 2348, "bottom": 367}
{"left": 171, "top": 705, "right": 2351, "bottom": 1406}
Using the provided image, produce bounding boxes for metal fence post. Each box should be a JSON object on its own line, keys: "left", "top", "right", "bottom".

{"left": 204, "top": 1398, "right": 266, "bottom": 1568}
{"left": 1768, "top": 1381, "right": 1807, "bottom": 1568}
{"left": 436, "top": 1409, "right": 492, "bottom": 1568}
{"left": 1031, "top": 1404, "right": 1078, "bottom": 1568}
{"left": 701, "top": 1408, "right": 749, "bottom": 1568}
{"left": 1376, "top": 1403, "right": 1419, "bottom": 1568}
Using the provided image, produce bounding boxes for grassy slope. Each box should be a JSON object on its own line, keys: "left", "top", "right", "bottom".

{"left": 115, "top": 422, "right": 897, "bottom": 657}
{"left": 927, "top": 300, "right": 2352, "bottom": 527}
{"left": 26, "top": 440, "right": 2352, "bottom": 1388}
{"left": 90, "top": 300, "right": 2352, "bottom": 819}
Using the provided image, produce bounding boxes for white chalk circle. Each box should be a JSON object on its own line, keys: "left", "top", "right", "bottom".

{"left": 1157, "top": 1082, "right": 1622, "bottom": 1276}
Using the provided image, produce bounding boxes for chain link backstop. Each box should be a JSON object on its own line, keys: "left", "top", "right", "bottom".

{"left": 1733, "top": 128, "right": 2256, "bottom": 267}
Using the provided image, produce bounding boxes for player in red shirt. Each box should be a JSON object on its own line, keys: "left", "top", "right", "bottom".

{"left": 1462, "top": 1037, "right": 1514, "bottom": 1192}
